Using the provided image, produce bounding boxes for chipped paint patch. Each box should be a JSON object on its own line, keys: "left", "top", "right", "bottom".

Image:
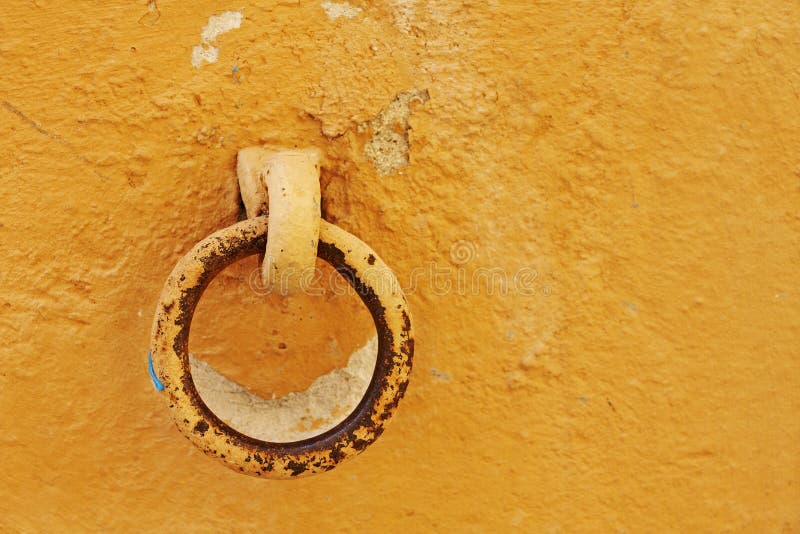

{"left": 321, "top": 0, "right": 362, "bottom": 20}
{"left": 360, "top": 88, "right": 430, "bottom": 175}
{"left": 201, "top": 11, "right": 243, "bottom": 43}
{"left": 191, "top": 11, "right": 243, "bottom": 68}
{"left": 191, "top": 46, "right": 219, "bottom": 68}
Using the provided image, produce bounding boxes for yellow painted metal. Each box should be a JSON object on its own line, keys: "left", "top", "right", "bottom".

{"left": 149, "top": 216, "right": 413, "bottom": 478}
{"left": 236, "top": 148, "right": 322, "bottom": 295}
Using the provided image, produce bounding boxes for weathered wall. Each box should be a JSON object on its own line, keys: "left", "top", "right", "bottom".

{"left": 1, "top": 1, "right": 799, "bottom": 531}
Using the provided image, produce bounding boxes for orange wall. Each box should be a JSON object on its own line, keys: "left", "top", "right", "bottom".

{"left": 1, "top": 1, "right": 799, "bottom": 531}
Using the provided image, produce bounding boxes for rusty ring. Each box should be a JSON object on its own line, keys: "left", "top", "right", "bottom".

{"left": 149, "top": 216, "right": 413, "bottom": 478}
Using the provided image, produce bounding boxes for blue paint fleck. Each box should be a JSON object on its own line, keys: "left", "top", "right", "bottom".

{"left": 148, "top": 350, "right": 165, "bottom": 391}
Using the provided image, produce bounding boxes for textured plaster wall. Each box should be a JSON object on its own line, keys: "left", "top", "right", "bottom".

{"left": 1, "top": 1, "right": 799, "bottom": 531}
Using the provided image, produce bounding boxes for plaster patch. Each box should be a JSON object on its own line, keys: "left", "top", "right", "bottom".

{"left": 360, "top": 88, "right": 430, "bottom": 175}
{"left": 191, "top": 336, "right": 377, "bottom": 442}
{"left": 321, "top": 1, "right": 362, "bottom": 20}
{"left": 191, "top": 11, "right": 243, "bottom": 68}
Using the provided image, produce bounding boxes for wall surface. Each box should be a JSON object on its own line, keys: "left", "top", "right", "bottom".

{"left": 1, "top": 1, "right": 799, "bottom": 531}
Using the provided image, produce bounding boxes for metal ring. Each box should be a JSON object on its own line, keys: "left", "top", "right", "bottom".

{"left": 149, "top": 216, "right": 413, "bottom": 478}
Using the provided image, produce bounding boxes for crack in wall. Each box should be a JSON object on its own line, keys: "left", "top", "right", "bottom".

{"left": 2, "top": 101, "right": 109, "bottom": 180}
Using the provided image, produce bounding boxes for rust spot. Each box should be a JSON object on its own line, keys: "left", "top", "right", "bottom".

{"left": 401, "top": 310, "right": 411, "bottom": 334}
{"left": 193, "top": 420, "right": 209, "bottom": 436}
{"left": 286, "top": 460, "right": 309, "bottom": 476}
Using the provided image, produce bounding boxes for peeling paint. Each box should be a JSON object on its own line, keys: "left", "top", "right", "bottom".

{"left": 321, "top": 1, "right": 362, "bottom": 20}
{"left": 360, "top": 88, "right": 430, "bottom": 175}
{"left": 191, "top": 11, "right": 243, "bottom": 68}
{"left": 191, "top": 46, "right": 219, "bottom": 68}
